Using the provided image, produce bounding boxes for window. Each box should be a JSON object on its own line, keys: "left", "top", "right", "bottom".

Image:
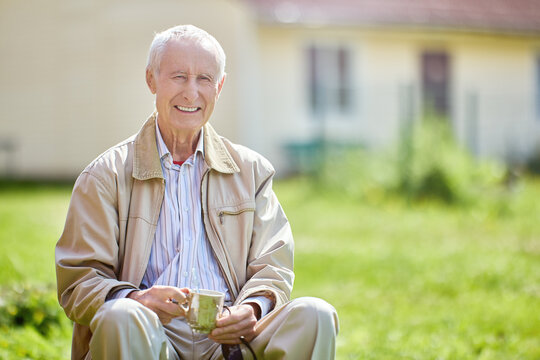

{"left": 307, "top": 45, "right": 353, "bottom": 117}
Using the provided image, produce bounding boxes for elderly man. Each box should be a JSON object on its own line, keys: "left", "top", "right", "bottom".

{"left": 55, "top": 25, "right": 338, "bottom": 360}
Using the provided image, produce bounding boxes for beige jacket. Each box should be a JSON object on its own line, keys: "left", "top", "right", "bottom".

{"left": 55, "top": 114, "right": 294, "bottom": 359}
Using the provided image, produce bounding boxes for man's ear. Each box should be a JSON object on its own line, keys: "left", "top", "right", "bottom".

{"left": 217, "top": 74, "right": 226, "bottom": 98}
{"left": 146, "top": 68, "right": 156, "bottom": 94}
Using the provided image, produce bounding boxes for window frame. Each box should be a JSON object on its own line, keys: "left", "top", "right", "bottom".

{"left": 306, "top": 43, "right": 355, "bottom": 120}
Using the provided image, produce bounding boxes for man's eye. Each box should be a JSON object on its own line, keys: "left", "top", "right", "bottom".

{"left": 199, "top": 75, "right": 213, "bottom": 82}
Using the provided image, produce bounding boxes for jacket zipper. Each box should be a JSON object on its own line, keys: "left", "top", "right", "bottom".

{"left": 201, "top": 169, "right": 239, "bottom": 299}
{"left": 218, "top": 208, "right": 255, "bottom": 224}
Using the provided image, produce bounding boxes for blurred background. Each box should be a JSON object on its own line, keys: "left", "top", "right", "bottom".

{"left": 1, "top": 0, "right": 539, "bottom": 358}
{"left": 1, "top": 0, "right": 540, "bottom": 179}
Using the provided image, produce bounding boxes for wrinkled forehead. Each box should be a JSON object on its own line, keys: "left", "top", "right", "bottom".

{"left": 160, "top": 37, "right": 220, "bottom": 74}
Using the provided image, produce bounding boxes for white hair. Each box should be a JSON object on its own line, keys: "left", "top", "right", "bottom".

{"left": 146, "top": 24, "right": 226, "bottom": 81}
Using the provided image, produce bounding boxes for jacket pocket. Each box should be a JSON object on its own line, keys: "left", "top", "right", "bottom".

{"left": 218, "top": 207, "right": 255, "bottom": 224}
{"left": 211, "top": 202, "right": 256, "bottom": 262}
{"left": 212, "top": 201, "right": 256, "bottom": 227}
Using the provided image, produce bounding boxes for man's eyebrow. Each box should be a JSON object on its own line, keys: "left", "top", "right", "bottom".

{"left": 199, "top": 72, "right": 215, "bottom": 79}
{"left": 169, "top": 71, "right": 215, "bottom": 80}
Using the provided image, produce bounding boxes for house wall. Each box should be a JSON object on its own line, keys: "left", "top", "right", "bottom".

{"left": 255, "top": 25, "right": 540, "bottom": 173}
{"left": 452, "top": 34, "right": 540, "bottom": 161}
{"left": 2, "top": 0, "right": 540, "bottom": 179}
{"left": 0, "top": 0, "right": 255, "bottom": 179}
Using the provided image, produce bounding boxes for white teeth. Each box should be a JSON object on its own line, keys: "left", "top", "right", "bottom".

{"left": 175, "top": 105, "right": 198, "bottom": 112}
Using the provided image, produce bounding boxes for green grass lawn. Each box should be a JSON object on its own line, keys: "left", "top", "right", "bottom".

{"left": 0, "top": 183, "right": 73, "bottom": 359}
{"left": 277, "top": 178, "right": 540, "bottom": 359}
{"left": 0, "top": 184, "right": 71, "bottom": 286}
{"left": 1, "top": 179, "right": 539, "bottom": 359}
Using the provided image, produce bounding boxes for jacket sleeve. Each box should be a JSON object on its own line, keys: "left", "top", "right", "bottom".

{"left": 235, "top": 165, "right": 295, "bottom": 309}
{"left": 55, "top": 170, "right": 136, "bottom": 326}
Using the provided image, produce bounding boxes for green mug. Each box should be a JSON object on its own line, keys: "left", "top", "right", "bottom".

{"left": 180, "top": 289, "right": 225, "bottom": 333}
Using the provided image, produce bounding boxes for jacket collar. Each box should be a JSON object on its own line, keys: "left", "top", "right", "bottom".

{"left": 202, "top": 121, "right": 240, "bottom": 174}
{"left": 133, "top": 112, "right": 240, "bottom": 180}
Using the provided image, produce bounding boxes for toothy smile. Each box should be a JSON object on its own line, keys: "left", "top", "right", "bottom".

{"left": 175, "top": 105, "right": 199, "bottom": 112}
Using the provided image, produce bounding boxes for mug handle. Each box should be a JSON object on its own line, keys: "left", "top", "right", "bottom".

{"left": 172, "top": 291, "right": 191, "bottom": 313}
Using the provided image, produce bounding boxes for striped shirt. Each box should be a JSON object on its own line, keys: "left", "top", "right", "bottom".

{"left": 114, "top": 119, "right": 272, "bottom": 316}
{"left": 140, "top": 122, "right": 230, "bottom": 300}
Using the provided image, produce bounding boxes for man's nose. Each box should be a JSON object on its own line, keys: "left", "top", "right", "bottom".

{"left": 182, "top": 78, "right": 198, "bottom": 103}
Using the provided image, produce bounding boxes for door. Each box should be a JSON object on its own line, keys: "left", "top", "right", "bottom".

{"left": 421, "top": 51, "right": 451, "bottom": 118}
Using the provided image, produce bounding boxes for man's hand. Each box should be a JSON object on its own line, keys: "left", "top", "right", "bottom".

{"left": 127, "top": 285, "right": 189, "bottom": 324}
{"left": 208, "top": 304, "right": 258, "bottom": 344}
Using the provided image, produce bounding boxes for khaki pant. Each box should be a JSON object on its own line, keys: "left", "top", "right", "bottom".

{"left": 89, "top": 297, "right": 339, "bottom": 360}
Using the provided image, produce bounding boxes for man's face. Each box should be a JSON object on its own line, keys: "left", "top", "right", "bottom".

{"left": 146, "top": 39, "right": 224, "bottom": 136}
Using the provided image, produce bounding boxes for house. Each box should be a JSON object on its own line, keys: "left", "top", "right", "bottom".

{"left": 1, "top": 0, "right": 539, "bottom": 179}
{"left": 245, "top": 0, "right": 540, "bottom": 173}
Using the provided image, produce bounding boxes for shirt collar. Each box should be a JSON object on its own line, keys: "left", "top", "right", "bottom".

{"left": 155, "top": 117, "right": 205, "bottom": 166}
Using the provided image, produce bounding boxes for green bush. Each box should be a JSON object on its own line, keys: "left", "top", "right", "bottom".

{"left": 0, "top": 284, "right": 66, "bottom": 336}
{"left": 317, "top": 117, "right": 506, "bottom": 206}
{"left": 400, "top": 116, "right": 506, "bottom": 204}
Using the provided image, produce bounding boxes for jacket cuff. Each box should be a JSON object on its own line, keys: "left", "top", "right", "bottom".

{"left": 106, "top": 287, "right": 138, "bottom": 301}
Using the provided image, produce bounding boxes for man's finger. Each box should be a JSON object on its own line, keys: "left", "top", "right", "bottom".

{"left": 213, "top": 322, "right": 247, "bottom": 337}
{"left": 216, "top": 305, "right": 253, "bottom": 326}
